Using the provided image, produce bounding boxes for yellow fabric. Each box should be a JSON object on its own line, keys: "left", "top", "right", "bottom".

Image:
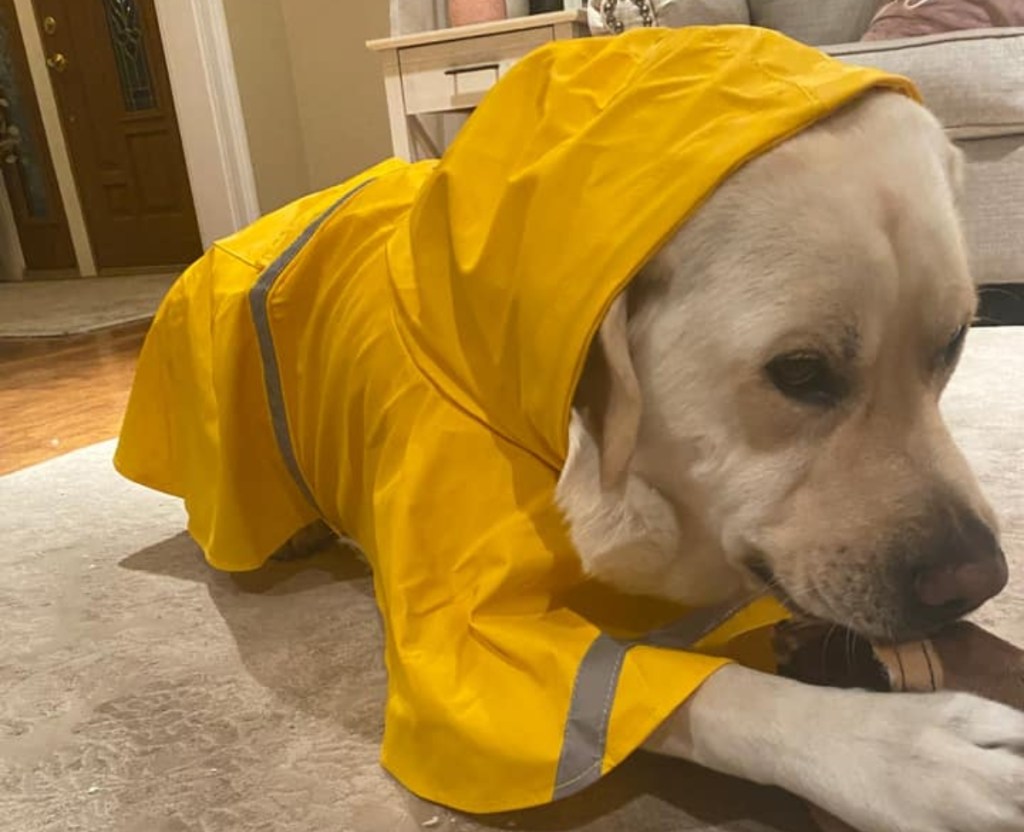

{"left": 116, "top": 27, "right": 918, "bottom": 813}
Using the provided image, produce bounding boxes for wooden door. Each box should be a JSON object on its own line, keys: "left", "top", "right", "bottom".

{"left": 32, "top": 0, "right": 202, "bottom": 270}
{"left": 0, "top": 0, "right": 76, "bottom": 273}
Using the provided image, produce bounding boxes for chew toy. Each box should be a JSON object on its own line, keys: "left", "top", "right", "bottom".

{"left": 774, "top": 619, "right": 1024, "bottom": 711}
{"left": 774, "top": 619, "right": 1024, "bottom": 832}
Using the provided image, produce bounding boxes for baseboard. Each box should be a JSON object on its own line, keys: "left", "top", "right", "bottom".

{"left": 976, "top": 283, "right": 1024, "bottom": 327}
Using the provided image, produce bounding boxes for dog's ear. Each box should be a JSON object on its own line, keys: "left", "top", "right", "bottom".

{"left": 594, "top": 293, "right": 642, "bottom": 490}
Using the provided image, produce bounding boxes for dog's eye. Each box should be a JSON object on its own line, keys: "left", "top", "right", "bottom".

{"left": 941, "top": 324, "right": 968, "bottom": 368}
{"left": 765, "top": 352, "right": 842, "bottom": 406}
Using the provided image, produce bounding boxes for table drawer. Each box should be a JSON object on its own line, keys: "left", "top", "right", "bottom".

{"left": 399, "top": 27, "right": 553, "bottom": 115}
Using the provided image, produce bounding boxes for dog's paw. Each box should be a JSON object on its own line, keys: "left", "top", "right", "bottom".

{"left": 813, "top": 691, "right": 1024, "bottom": 832}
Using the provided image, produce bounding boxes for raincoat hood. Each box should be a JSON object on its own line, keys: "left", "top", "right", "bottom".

{"left": 116, "top": 26, "right": 918, "bottom": 814}
{"left": 391, "top": 25, "right": 918, "bottom": 469}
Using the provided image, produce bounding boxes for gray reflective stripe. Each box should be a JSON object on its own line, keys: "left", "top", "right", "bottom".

{"left": 553, "top": 634, "right": 629, "bottom": 800}
{"left": 248, "top": 179, "right": 375, "bottom": 513}
{"left": 641, "top": 596, "right": 756, "bottom": 650}
{"left": 553, "top": 595, "right": 755, "bottom": 800}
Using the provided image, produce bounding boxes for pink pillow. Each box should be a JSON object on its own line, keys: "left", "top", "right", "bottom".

{"left": 862, "top": 0, "right": 1024, "bottom": 41}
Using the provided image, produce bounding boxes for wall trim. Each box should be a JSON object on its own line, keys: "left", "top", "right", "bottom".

{"left": 154, "top": 0, "right": 260, "bottom": 248}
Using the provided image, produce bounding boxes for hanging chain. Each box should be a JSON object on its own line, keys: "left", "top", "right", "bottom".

{"left": 599, "top": 0, "right": 657, "bottom": 34}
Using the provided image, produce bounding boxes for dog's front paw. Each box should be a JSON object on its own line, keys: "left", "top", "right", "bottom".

{"left": 812, "top": 691, "right": 1024, "bottom": 832}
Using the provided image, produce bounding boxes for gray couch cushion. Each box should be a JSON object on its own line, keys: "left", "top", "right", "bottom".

{"left": 958, "top": 136, "right": 1024, "bottom": 285}
{"left": 827, "top": 28, "right": 1024, "bottom": 285}
{"left": 827, "top": 28, "right": 1024, "bottom": 140}
{"left": 748, "top": 0, "right": 882, "bottom": 45}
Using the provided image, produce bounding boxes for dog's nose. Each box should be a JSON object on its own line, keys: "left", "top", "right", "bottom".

{"left": 913, "top": 552, "right": 1008, "bottom": 615}
{"left": 905, "top": 505, "right": 1007, "bottom": 628}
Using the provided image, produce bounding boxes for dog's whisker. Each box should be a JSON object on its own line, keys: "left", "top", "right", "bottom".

{"left": 844, "top": 626, "right": 859, "bottom": 679}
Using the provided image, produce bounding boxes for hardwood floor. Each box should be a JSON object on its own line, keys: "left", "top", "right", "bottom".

{"left": 0, "top": 322, "right": 148, "bottom": 475}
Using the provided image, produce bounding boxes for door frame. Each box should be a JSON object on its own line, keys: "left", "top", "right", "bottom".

{"left": 5, "top": 0, "right": 258, "bottom": 277}
{"left": 154, "top": 0, "right": 260, "bottom": 247}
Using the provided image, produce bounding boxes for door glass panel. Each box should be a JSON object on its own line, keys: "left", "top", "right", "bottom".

{"left": 102, "top": 0, "right": 155, "bottom": 111}
{"left": 0, "top": 18, "right": 49, "bottom": 217}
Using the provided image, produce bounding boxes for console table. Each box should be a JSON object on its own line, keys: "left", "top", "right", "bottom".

{"left": 367, "top": 10, "right": 589, "bottom": 160}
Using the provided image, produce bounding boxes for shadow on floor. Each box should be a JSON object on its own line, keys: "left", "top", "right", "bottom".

{"left": 119, "top": 530, "right": 374, "bottom": 590}
{"left": 119, "top": 531, "right": 815, "bottom": 832}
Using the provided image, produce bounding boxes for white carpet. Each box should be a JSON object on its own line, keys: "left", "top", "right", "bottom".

{"left": 0, "top": 327, "right": 1020, "bottom": 832}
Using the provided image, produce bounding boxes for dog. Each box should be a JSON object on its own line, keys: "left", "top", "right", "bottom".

{"left": 557, "top": 90, "right": 1023, "bottom": 832}
{"left": 115, "top": 27, "right": 1021, "bottom": 829}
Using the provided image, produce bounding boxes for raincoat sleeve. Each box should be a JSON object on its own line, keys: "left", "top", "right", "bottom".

{"left": 350, "top": 377, "right": 791, "bottom": 812}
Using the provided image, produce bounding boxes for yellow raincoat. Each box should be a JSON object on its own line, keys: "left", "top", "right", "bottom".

{"left": 116, "top": 27, "right": 917, "bottom": 813}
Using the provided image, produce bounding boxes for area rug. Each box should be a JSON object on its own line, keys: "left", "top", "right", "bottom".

{"left": 0, "top": 328, "right": 1020, "bottom": 832}
{"left": 0, "top": 274, "right": 178, "bottom": 338}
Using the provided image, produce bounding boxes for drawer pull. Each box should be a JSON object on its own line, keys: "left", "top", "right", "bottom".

{"left": 398, "top": 28, "right": 553, "bottom": 116}
{"left": 444, "top": 63, "right": 500, "bottom": 76}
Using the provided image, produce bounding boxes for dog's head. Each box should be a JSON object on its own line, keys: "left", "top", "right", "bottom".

{"left": 557, "top": 91, "right": 1006, "bottom": 641}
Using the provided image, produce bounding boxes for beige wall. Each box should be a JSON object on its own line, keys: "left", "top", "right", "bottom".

{"left": 223, "top": 0, "right": 392, "bottom": 210}
{"left": 280, "top": 1, "right": 392, "bottom": 190}
{"left": 221, "top": 0, "right": 308, "bottom": 212}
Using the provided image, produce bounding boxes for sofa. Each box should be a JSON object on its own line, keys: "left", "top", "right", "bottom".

{"left": 596, "top": 0, "right": 1024, "bottom": 318}
{"left": 756, "top": 0, "right": 1023, "bottom": 289}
